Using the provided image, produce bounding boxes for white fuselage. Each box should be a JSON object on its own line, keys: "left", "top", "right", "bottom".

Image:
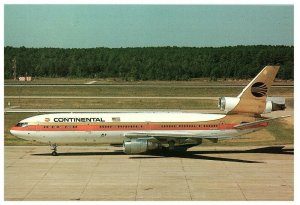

{"left": 10, "top": 112, "right": 261, "bottom": 144}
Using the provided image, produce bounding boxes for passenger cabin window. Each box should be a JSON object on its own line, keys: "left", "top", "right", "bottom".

{"left": 16, "top": 122, "right": 28, "bottom": 127}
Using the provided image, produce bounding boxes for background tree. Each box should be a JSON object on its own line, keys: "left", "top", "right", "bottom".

{"left": 4, "top": 45, "right": 294, "bottom": 80}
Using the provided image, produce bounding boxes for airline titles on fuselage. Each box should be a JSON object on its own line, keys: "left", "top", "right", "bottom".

{"left": 51, "top": 117, "right": 104, "bottom": 123}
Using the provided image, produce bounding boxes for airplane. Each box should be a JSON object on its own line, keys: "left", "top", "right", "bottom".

{"left": 10, "top": 65, "right": 289, "bottom": 156}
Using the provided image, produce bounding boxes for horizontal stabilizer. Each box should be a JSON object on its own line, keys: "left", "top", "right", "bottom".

{"left": 234, "top": 115, "right": 291, "bottom": 129}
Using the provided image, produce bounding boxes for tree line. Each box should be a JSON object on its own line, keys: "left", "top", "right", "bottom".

{"left": 4, "top": 45, "right": 294, "bottom": 80}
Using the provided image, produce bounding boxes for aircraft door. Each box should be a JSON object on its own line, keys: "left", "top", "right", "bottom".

{"left": 31, "top": 121, "right": 37, "bottom": 138}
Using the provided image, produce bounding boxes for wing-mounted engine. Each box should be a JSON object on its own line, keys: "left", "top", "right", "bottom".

{"left": 123, "top": 139, "right": 161, "bottom": 154}
{"left": 218, "top": 96, "right": 286, "bottom": 114}
{"left": 123, "top": 137, "right": 203, "bottom": 154}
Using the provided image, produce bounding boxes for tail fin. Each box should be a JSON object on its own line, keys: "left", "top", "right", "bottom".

{"left": 228, "top": 65, "right": 280, "bottom": 115}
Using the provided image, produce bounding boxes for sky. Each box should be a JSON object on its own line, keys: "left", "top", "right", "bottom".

{"left": 4, "top": 4, "right": 294, "bottom": 48}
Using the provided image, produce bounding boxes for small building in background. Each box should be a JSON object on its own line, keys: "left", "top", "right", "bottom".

{"left": 18, "top": 76, "right": 32, "bottom": 81}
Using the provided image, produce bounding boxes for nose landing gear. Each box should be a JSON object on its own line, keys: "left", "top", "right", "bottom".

{"left": 50, "top": 143, "right": 58, "bottom": 156}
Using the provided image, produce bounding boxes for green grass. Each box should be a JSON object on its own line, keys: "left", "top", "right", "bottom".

{"left": 266, "top": 121, "right": 294, "bottom": 145}
{"left": 4, "top": 86, "right": 294, "bottom": 97}
{"left": 4, "top": 85, "right": 294, "bottom": 110}
{"left": 4, "top": 98, "right": 218, "bottom": 109}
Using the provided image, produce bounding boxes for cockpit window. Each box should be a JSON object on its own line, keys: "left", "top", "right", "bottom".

{"left": 16, "top": 122, "right": 29, "bottom": 127}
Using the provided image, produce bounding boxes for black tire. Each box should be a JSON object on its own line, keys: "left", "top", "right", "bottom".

{"left": 52, "top": 151, "right": 58, "bottom": 156}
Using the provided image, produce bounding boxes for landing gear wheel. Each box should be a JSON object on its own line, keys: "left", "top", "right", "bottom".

{"left": 52, "top": 151, "right": 58, "bottom": 156}
{"left": 50, "top": 143, "right": 58, "bottom": 156}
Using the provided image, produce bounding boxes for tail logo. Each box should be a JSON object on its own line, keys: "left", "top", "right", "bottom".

{"left": 251, "top": 82, "right": 268, "bottom": 97}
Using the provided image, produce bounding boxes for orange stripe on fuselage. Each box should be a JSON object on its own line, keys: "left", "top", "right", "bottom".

{"left": 10, "top": 122, "right": 268, "bottom": 132}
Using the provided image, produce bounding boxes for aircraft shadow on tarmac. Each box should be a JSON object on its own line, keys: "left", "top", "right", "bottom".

{"left": 32, "top": 146, "right": 293, "bottom": 164}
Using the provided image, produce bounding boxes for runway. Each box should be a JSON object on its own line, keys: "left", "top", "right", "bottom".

{"left": 5, "top": 145, "right": 294, "bottom": 201}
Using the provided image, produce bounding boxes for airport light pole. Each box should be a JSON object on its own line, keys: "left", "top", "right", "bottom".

{"left": 12, "top": 57, "right": 17, "bottom": 80}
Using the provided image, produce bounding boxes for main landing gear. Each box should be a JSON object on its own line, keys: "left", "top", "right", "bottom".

{"left": 50, "top": 143, "right": 58, "bottom": 156}
{"left": 168, "top": 141, "right": 175, "bottom": 150}
{"left": 161, "top": 141, "right": 175, "bottom": 152}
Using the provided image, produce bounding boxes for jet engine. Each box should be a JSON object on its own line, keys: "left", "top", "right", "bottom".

{"left": 123, "top": 139, "right": 160, "bottom": 154}
{"left": 263, "top": 97, "right": 286, "bottom": 113}
{"left": 218, "top": 97, "right": 240, "bottom": 113}
{"left": 218, "top": 96, "right": 286, "bottom": 114}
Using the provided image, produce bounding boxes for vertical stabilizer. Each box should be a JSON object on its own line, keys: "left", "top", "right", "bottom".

{"left": 228, "top": 65, "right": 279, "bottom": 114}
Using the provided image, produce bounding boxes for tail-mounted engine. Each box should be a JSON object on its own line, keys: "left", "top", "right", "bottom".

{"left": 218, "top": 96, "right": 286, "bottom": 114}
{"left": 263, "top": 97, "right": 286, "bottom": 113}
{"left": 218, "top": 97, "right": 240, "bottom": 113}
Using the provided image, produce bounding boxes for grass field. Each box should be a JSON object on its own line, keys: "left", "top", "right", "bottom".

{"left": 4, "top": 97, "right": 294, "bottom": 110}
{"left": 4, "top": 85, "right": 294, "bottom": 97}
{"left": 4, "top": 98, "right": 217, "bottom": 109}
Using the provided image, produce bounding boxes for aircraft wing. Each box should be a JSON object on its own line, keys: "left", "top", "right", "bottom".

{"left": 124, "top": 132, "right": 232, "bottom": 145}
{"left": 125, "top": 131, "right": 231, "bottom": 139}
{"left": 125, "top": 131, "right": 195, "bottom": 139}
{"left": 124, "top": 115, "right": 290, "bottom": 140}
{"left": 234, "top": 115, "right": 291, "bottom": 130}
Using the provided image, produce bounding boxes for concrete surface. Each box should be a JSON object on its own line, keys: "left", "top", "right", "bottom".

{"left": 5, "top": 145, "right": 294, "bottom": 201}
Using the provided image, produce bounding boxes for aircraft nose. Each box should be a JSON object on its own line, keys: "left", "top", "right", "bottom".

{"left": 10, "top": 127, "right": 18, "bottom": 136}
{"left": 10, "top": 128, "right": 16, "bottom": 135}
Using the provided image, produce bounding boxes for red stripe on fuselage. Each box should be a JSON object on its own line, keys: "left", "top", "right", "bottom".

{"left": 10, "top": 122, "right": 268, "bottom": 132}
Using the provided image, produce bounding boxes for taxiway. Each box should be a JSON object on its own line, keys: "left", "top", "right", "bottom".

{"left": 5, "top": 145, "right": 293, "bottom": 201}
